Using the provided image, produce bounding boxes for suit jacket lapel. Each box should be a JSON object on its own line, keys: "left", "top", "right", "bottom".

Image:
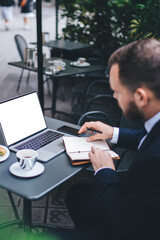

{"left": 138, "top": 120, "right": 160, "bottom": 152}
{"left": 128, "top": 120, "right": 160, "bottom": 183}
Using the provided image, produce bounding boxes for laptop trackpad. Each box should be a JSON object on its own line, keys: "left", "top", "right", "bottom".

{"left": 37, "top": 140, "right": 65, "bottom": 162}
{"left": 37, "top": 149, "right": 56, "bottom": 162}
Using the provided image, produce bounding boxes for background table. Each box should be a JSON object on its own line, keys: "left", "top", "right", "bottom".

{"left": 8, "top": 58, "right": 105, "bottom": 117}
{"left": 0, "top": 117, "right": 88, "bottom": 229}
{"left": 30, "top": 39, "right": 93, "bottom": 60}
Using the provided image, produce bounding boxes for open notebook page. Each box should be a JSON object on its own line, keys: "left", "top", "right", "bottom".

{"left": 63, "top": 136, "right": 110, "bottom": 153}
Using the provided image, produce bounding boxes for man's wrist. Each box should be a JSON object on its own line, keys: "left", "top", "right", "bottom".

{"left": 110, "top": 127, "right": 119, "bottom": 144}
{"left": 94, "top": 167, "right": 114, "bottom": 175}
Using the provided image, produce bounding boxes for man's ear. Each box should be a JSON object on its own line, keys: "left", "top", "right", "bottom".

{"left": 134, "top": 88, "right": 148, "bottom": 107}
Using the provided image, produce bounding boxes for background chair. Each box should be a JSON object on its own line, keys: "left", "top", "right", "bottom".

{"left": 72, "top": 78, "right": 110, "bottom": 105}
{"left": 14, "top": 34, "right": 31, "bottom": 92}
{"left": 14, "top": 34, "right": 50, "bottom": 94}
{"left": 72, "top": 79, "right": 122, "bottom": 126}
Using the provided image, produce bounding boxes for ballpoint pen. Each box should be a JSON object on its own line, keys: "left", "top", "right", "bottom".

{"left": 87, "top": 128, "right": 103, "bottom": 134}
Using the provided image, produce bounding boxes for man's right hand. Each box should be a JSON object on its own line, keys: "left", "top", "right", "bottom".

{"left": 78, "top": 121, "right": 114, "bottom": 142}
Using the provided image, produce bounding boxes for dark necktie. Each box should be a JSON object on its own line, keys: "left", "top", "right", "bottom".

{"left": 138, "top": 126, "right": 147, "bottom": 149}
{"left": 140, "top": 126, "right": 147, "bottom": 140}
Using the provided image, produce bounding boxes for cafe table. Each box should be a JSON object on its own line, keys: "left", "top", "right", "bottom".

{"left": 30, "top": 39, "right": 93, "bottom": 52}
{"left": 0, "top": 117, "right": 89, "bottom": 230}
{"left": 8, "top": 58, "right": 105, "bottom": 117}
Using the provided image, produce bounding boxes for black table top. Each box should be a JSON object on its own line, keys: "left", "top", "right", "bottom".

{"left": 30, "top": 39, "right": 93, "bottom": 51}
{"left": 8, "top": 58, "right": 105, "bottom": 78}
{"left": 46, "top": 40, "right": 93, "bottom": 51}
{"left": 0, "top": 117, "right": 88, "bottom": 201}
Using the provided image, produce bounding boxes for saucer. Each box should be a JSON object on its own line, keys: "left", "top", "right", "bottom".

{"left": 9, "top": 162, "right": 44, "bottom": 178}
{"left": 70, "top": 61, "right": 90, "bottom": 67}
{"left": 0, "top": 145, "right": 10, "bottom": 163}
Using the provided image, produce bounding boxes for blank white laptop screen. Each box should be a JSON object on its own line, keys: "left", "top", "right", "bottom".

{"left": 0, "top": 92, "right": 46, "bottom": 146}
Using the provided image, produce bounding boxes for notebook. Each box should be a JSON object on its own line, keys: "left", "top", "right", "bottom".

{"left": 0, "top": 92, "right": 65, "bottom": 162}
{"left": 63, "top": 136, "right": 120, "bottom": 165}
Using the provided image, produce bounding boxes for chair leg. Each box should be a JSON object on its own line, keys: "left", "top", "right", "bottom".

{"left": 47, "top": 78, "right": 51, "bottom": 96}
{"left": 61, "top": 83, "right": 65, "bottom": 101}
{"left": 17, "top": 69, "right": 24, "bottom": 92}
{"left": 26, "top": 71, "right": 30, "bottom": 85}
{"left": 44, "top": 76, "right": 51, "bottom": 96}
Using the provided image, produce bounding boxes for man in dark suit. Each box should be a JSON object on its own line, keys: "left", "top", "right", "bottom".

{"left": 44, "top": 39, "right": 160, "bottom": 240}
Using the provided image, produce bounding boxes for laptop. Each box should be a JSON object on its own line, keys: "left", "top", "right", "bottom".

{"left": 0, "top": 92, "right": 65, "bottom": 162}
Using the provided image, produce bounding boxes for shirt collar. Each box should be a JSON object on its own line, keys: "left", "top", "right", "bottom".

{"left": 144, "top": 112, "right": 160, "bottom": 134}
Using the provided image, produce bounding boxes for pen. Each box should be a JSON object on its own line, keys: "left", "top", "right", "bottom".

{"left": 87, "top": 128, "right": 103, "bottom": 134}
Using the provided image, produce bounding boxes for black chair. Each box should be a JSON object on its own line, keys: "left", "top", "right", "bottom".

{"left": 71, "top": 75, "right": 108, "bottom": 105}
{"left": 71, "top": 47, "right": 108, "bottom": 104}
{"left": 14, "top": 34, "right": 51, "bottom": 94}
{"left": 72, "top": 79, "right": 118, "bottom": 120}
{"left": 14, "top": 34, "right": 31, "bottom": 92}
{"left": 73, "top": 92, "right": 122, "bottom": 126}
{"left": 72, "top": 79, "right": 122, "bottom": 126}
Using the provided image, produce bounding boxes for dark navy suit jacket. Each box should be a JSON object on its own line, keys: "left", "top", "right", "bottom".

{"left": 93, "top": 120, "right": 160, "bottom": 240}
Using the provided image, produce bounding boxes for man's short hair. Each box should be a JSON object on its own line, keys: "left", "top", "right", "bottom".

{"left": 108, "top": 38, "right": 160, "bottom": 99}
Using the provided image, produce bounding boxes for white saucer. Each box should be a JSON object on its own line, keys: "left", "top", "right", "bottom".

{"left": 9, "top": 162, "right": 44, "bottom": 178}
{"left": 70, "top": 61, "right": 90, "bottom": 67}
{"left": 0, "top": 145, "right": 10, "bottom": 163}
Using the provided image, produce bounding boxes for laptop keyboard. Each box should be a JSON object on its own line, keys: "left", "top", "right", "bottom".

{"left": 15, "top": 130, "right": 64, "bottom": 151}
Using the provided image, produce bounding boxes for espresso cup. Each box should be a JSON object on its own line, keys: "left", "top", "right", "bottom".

{"left": 77, "top": 57, "right": 86, "bottom": 63}
{"left": 16, "top": 149, "right": 38, "bottom": 171}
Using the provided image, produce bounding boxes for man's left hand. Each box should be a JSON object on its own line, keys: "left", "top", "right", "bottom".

{"left": 89, "top": 146, "right": 115, "bottom": 172}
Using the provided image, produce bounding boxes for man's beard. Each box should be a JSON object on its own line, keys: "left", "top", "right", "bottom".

{"left": 123, "top": 100, "right": 145, "bottom": 122}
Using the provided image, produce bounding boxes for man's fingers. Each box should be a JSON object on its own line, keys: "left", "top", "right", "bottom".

{"left": 88, "top": 151, "right": 94, "bottom": 159}
{"left": 78, "top": 122, "right": 97, "bottom": 134}
{"left": 87, "top": 133, "right": 102, "bottom": 142}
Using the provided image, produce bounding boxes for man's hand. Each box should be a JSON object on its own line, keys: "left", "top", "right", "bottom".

{"left": 78, "top": 121, "right": 114, "bottom": 142}
{"left": 89, "top": 146, "right": 115, "bottom": 172}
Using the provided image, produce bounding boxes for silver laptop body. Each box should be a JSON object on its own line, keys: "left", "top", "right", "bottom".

{"left": 0, "top": 92, "right": 65, "bottom": 162}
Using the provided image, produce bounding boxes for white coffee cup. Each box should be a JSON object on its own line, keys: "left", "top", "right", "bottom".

{"left": 16, "top": 149, "right": 38, "bottom": 171}
{"left": 77, "top": 57, "right": 86, "bottom": 63}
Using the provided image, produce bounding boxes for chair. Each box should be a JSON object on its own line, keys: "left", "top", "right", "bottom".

{"left": 71, "top": 47, "right": 108, "bottom": 104}
{"left": 76, "top": 94, "right": 122, "bottom": 127}
{"left": 14, "top": 34, "right": 51, "bottom": 94}
{"left": 72, "top": 77, "right": 110, "bottom": 105}
{"left": 72, "top": 79, "right": 122, "bottom": 126}
{"left": 14, "top": 34, "right": 31, "bottom": 92}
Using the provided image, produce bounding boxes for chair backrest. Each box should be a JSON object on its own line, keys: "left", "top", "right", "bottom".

{"left": 82, "top": 79, "right": 112, "bottom": 103}
{"left": 14, "top": 34, "right": 28, "bottom": 61}
{"left": 78, "top": 110, "right": 112, "bottom": 126}
{"left": 86, "top": 94, "right": 122, "bottom": 126}
{"left": 77, "top": 94, "right": 122, "bottom": 126}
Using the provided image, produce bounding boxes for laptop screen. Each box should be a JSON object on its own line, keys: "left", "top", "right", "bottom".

{"left": 0, "top": 92, "right": 47, "bottom": 146}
